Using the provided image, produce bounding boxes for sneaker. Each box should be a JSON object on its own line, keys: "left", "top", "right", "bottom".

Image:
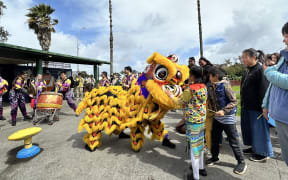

{"left": 199, "top": 169, "right": 207, "bottom": 176}
{"left": 162, "top": 138, "right": 176, "bottom": 149}
{"left": 0, "top": 116, "right": 6, "bottom": 120}
{"left": 24, "top": 116, "right": 32, "bottom": 121}
{"left": 119, "top": 132, "right": 130, "bottom": 139}
{"left": 206, "top": 157, "right": 219, "bottom": 166}
{"left": 233, "top": 162, "right": 247, "bottom": 175}
{"left": 243, "top": 148, "right": 253, "bottom": 154}
{"left": 11, "top": 121, "right": 16, "bottom": 126}
{"left": 249, "top": 154, "right": 269, "bottom": 162}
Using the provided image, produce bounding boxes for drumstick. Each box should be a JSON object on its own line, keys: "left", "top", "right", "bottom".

{"left": 257, "top": 113, "right": 263, "bottom": 120}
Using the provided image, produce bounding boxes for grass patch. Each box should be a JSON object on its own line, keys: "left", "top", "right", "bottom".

{"left": 232, "top": 86, "right": 241, "bottom": 116}
{"left": 232, "top": 86, "right": 240, "bottom": 92}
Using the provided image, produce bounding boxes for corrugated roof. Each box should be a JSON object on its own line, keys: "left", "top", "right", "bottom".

{"left": 0, "top": 43, "right": 110, "bottom": 65}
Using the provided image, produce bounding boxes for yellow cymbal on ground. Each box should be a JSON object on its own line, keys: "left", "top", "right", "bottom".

{"left": 8, "top": 127, "right": 42, "bottom": 141}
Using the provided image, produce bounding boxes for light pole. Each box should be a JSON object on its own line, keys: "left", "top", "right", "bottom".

{"left": 109, "top": 0, "right": 113, "bottom": 75}
{"left": 197, "top": 0, "right": 203, "bottom": 57}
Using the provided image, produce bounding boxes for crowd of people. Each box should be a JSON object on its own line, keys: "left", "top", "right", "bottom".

{"left": 98, "top": 66, "right": 139, "bottom": 89}
{"left": 73, "top": 73, "right": 96, "bottom": 101}
{"left": 165, "top": 22, "right": 288, "bottom": 180}
{"left": 0, "top": 66, "right": 138, "bottom": 127}
{"left": 0, "top": 71, "right": 81, "bottom": 126}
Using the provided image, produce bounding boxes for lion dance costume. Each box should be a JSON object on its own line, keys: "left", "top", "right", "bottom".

{"left": 76, "top": 52, "right": 189, "bottom": 152}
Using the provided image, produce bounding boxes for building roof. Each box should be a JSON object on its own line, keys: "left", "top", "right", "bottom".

{"left": 0, "top": 43, "right": 110, "bottom": 65}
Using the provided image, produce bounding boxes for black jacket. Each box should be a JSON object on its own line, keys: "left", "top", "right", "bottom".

{"left": 184, "top": 65, "right": 197, "bottom": 84}
{"left": 240, "top": 63, "right": 268, "bottom": 112}
{"left": 202, "top": 64, "right": 213, "bottom": 84}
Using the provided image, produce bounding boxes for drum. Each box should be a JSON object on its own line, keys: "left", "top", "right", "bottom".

{"left": 37, "top": 92, "right": 63, "bottom": 109}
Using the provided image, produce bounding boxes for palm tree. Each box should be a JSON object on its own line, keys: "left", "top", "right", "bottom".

{"left": 26, "top": 4, "right": 58, "bottom": 51}
{"left": 109, "top": 0, "right": 113, "bottom": 74}
{"left": 197, "top": 0, "right": 203, "bottom": 57}
{"left": 225, "top": 59, "right": 232, "bottom": 66}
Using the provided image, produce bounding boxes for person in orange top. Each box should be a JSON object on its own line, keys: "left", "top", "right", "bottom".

{"left": 0, "top": 75, "right": 8, "bottom": 120}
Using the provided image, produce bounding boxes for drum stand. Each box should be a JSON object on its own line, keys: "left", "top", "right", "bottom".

{"left": 33, "top": 108, "right": 59, "bottom": 125}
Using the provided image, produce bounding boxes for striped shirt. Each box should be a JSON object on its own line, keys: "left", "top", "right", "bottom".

{"left": 214, "top": 114, "right": 236, "bottom": 124}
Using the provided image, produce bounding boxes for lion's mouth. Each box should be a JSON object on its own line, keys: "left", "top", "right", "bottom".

{"left": 162, "top": 84, "right": 182, "bottom": 97}
{"left": 148, "top": 103, "right": 161, "bottom": 120}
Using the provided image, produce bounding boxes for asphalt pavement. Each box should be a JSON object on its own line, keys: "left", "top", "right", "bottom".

{"left": 0, "top": 103, "right": 287, "bottom": 180}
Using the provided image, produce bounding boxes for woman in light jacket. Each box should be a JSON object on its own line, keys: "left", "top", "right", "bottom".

{"left": 262, "top": 22, "right": 288, "bottom": 166}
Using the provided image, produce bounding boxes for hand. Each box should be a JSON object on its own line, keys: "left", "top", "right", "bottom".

{"left": 215, "top": 110, "right": 225, "bottom": 117}
{"left": 29, "top": 94, "right": 33, "bottom": 98}
{"left": 263, "top": 109, "right": 269, "bottom": 120}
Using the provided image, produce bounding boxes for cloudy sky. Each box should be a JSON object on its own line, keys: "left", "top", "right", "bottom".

{"left": 1, "top": 0, "right": 287, "bottom": 75}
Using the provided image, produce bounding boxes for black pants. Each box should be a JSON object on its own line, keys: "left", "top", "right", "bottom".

{"left": 211, "top": 119, "right": 244, "bottom": 163}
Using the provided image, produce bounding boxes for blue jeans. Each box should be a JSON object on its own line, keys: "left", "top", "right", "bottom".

{"left": 241, "top": 109, "right": 274, "bottom": 157}
{"left": 275, "top": 121, "right": 288, "bottom": 166}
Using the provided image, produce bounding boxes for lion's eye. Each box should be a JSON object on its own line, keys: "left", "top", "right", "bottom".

{"left": 154, "top": 65, "right": 168, "bottom": 81}
{"left": 176, "top": 71, "right": 182, "bottom": 80}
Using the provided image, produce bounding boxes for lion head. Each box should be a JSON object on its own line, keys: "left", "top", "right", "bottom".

{"left": 137, "top": 52, "right": 189, "bottom": 120}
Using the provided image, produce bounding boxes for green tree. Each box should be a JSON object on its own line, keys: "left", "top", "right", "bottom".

{"left": 0, "top": 1, "right": 9, "bottom": 42}
{"left": 26, "top": 4, "right": 58, "bottom": 51}
{"left": 223, "top": 63, "right": 246, "bottom": 80}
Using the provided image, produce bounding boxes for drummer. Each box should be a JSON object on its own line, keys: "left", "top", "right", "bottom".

{"left": 0, "top": 75, "right": 8, "bottom": 120}
{"left": 56, "top": 72, "right": 77, "bottom": 112}
{"left": 30, "top": 74, "right": 46, "bottom": 117}
{"left": 9, "top": 72, "right": 32, "bottom": 126}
